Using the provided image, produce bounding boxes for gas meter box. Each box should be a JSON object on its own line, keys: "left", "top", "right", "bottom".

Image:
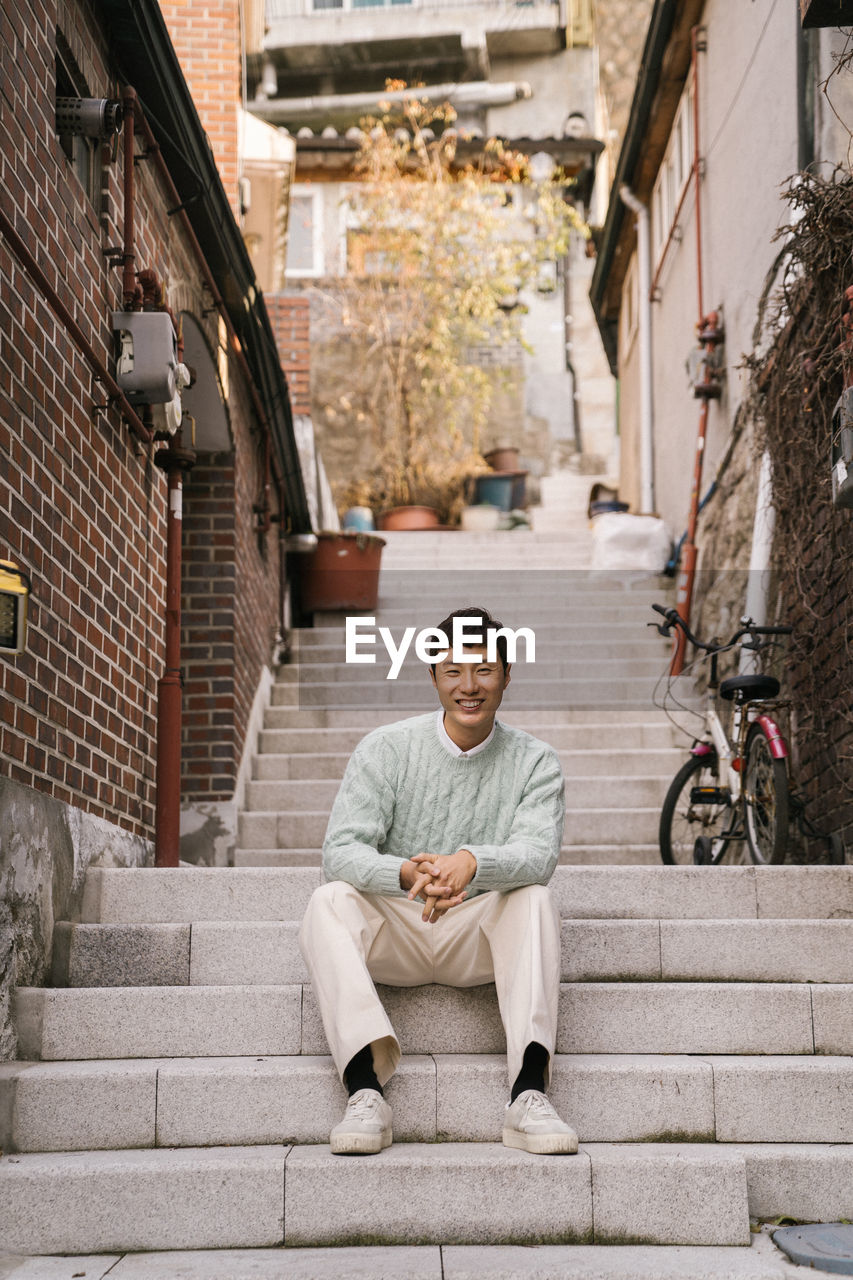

{"left": 113, "top": 311, "right": 179, "bottom": 405}
{"left": 0, "top": 560, "right": 31, "bottom": 654}
{"left": 831, "top": 388, "right": 853, "bottom": 509}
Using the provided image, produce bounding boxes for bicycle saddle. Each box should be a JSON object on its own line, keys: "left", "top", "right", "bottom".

{"left": 719, "top": 674, "right": 780, "bottom": 702}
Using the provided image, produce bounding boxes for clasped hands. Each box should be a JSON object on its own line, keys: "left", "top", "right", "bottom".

{"left": 399, "top": 848, "right": 477, "bottom": 924}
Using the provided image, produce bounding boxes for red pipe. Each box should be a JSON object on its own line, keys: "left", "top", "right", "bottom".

{"left": 0, "top": 206, "right": 152, "bottom": 445}
{"left": 671, "top": 27, "right": 713, "bottom": 676}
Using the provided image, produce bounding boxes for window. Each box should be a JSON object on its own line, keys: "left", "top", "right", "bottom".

{"left": 55, "top": 32, "right": 100, "bottom": 206}
{"left": 651, "top": 82, "right": 695, "bottom": 266}
{"left": 285, "top": 188, "right": 324, "bottom": 277}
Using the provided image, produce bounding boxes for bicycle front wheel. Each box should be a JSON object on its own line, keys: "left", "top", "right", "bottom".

{"left": 743, "top": 723, "right": 789, "bottom": 864}
{"left": 659, "top": 753, "right": 736, "bottom": 865}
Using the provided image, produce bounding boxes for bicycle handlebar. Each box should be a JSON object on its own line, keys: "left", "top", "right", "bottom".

{"left": 650, "top": 604, "right": 792, "bottom": 653}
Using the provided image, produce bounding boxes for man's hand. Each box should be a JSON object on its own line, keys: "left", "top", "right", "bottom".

{"left": 400, "top": 849, "right": 477, "bottom": 924}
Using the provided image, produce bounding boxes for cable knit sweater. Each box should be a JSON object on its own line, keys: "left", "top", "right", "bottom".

{"left": 322, "top": 713, "right": 565, "bottom": 898}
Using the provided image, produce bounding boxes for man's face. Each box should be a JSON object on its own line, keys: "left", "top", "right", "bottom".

{"left": 430, "top": 644, "right": 511, "bottom": 749}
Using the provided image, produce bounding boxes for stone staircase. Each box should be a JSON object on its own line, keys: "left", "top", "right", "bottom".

{"left": 2, "top": 483, "right": 852, "bottom": 1274}
{"left": 4, "top": 863, "right": 853, "bottom": 1267}
{"left": 237, "top": 487, "right": 684, "bottom": 869}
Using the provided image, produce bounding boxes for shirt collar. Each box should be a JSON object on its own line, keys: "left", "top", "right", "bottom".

{"left": 435, "top": 708, "right": 496, "bottom": 758}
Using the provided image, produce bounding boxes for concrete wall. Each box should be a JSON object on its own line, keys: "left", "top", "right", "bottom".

{"left": 488, "top": 48, "right": 597, "bottom": 140}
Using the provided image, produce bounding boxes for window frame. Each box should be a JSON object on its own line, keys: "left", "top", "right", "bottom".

{"left": 651, "top": 81, "right": 695, "bottom": 268}
{"left": 284, "top": 185, "right": 325, "bottom": 279}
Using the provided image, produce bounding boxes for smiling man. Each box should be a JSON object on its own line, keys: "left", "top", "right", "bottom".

{"left": 298, "top": 605, "right": 576, "bottom": 1157}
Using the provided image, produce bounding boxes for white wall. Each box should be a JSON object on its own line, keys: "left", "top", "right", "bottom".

{"left": 624, "top": 0, "right": 799, "bottom": 544}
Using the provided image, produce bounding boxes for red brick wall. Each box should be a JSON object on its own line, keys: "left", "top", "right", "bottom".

{"left": 160, "top": 0, "right": 242, "bottom": 219}
{"left": 269, "top": 295, "right": 311, "bottom": 415}
{"left": 1, "top": 0, "right": 168, "bottom": 837}
{"left": 181, "top": 436, "right": 282, "bottom": 803}
{"left": 1, "top": 0, "right": 283, "bottom": 835}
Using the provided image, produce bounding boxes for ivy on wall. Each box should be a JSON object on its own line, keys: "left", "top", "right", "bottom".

{"left": 746, "top": 172, "right": 853, "bottom": 852}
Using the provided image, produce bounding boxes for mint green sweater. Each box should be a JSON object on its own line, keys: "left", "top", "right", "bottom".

{"left": 322, "top": 713, "right": 565, "bottom": 898}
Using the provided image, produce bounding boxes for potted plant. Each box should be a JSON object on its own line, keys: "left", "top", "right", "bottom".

{"left": 292, "top": 530, "right": 385, "bottom": 612}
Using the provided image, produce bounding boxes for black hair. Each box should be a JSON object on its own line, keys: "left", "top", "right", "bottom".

{"left": 430, "top": 605, "right": 508, "bottom": 674}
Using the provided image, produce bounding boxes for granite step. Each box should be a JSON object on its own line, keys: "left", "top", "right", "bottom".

{"left": 251, "top": 748, "right": 682, "bottom": 781}
{"left": 0, "top": 1142, "right": 754, "bottom": 1253}
{"left": 51, "top": 918, "right": 853, "bottom": 989}
{"left": 237, "top": 807, "right": 664, "bottom": 849}
{"left": 289, "top": 626, "right": 673, "bottom": 652}
{"left": 257, "top": 723, "right": 681, "bottom": 754}
{"left": 243, "top": 775, "right": 669, "bottom": 813}
{"left": 326, "top": 606, "right": 669, "bottom": 627}
{"left": 232, "top": 844, "right": 665, "bottom": 867}
{"left": 76, "top": 865, "right": 853, "bottom": 924}
{"left": 283, "top": 643, "right": 668, "bottom": 668}
{"left": 273, "top": 658, "right": 666, "bottom": 685}
{"left": 12, "top": 980, "right": 849, "bottom": 1060}
{"left": 271, "top": 679, "right": 662, "bottom": 709}
{"left": 6, "top": 1053, "right": 853, "bottom": 1155}
{"left": 263, "top": 705, "right": 699, "bottom": 729}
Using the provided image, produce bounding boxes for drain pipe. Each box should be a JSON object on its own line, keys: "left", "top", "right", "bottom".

{"left": 619, "top": 186, "right": 655, "bottom": 514}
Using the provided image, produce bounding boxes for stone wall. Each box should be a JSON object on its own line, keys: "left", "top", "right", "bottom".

{"left": 0, "top": 778, "right": 149, "bottom": 1059}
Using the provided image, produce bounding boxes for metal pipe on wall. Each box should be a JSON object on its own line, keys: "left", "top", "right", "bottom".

{"left": 0, "top": 207, "right": 152, "bottom": 445}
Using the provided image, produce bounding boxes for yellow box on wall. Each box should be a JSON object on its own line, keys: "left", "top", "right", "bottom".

{"left": 0, "top": 560, "right": 30, "bottom": 654}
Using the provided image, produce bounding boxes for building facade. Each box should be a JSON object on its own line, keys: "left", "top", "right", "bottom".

{"left": 590, "top": 0, "right": 853, "bottom": 853}
{"left": 1, "top": 0, "right": 310, "bottom": 1055}
{"left": 243, "top": 0, "right": 618, "bottom": 489}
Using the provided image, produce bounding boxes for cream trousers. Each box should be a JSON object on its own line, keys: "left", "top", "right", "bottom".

{"left": 298, "top": 879, "right": 561, "bottom": 1089}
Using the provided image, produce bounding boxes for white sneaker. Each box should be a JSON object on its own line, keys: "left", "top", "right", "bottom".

{"left": 330, "top": 1088, "right": 393, "bottom": 1155}
{"left": 502, "top": 1089, "right": 579, "bottom": 1155}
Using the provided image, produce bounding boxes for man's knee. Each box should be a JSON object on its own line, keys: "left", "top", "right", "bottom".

{"left": 512, "top": 882, "right": 556, "bottom": 914}
{"left": 306, "top": 879, "right": 363, "bottom": 912}
{"left": 300, "top": 879, "right": 362, "bottom": 938}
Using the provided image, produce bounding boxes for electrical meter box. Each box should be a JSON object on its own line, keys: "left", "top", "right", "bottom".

{"left": 831, "top": 388, "right": 853, "bottom": 509}
{"left": 0, "top": 560, "right": 30, "bottom": 654}
{"left": 113, "top": 311, "right": 179, "bottom": 405}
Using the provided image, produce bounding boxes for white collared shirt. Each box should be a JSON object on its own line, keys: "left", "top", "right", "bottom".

{"left": 436, "top": 708, "right": 496, "bottom": 758}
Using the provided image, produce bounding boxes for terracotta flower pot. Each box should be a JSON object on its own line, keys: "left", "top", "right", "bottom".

{"left": 378, "top": 505, "right": 440, "bottom": 531}
{"left": 484, "top": 447, "right": 520, "bottom": 472}
{"left": 293, "top": 531, "right": 385, "bottom": 612}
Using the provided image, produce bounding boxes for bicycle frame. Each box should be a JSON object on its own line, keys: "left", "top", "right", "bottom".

{"left": 691, "top": 702, "right": 788, "bottom": 806}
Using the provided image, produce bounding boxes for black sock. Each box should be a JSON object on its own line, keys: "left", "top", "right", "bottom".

{"left": 510, "top": 1041, "right": 549, "bottom": 1102}
{"left": 344, "top": 1043, "right": 382, "bottom": 1097}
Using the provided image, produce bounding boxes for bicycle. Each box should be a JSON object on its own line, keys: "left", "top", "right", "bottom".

{"left": 650, "top": 604, "right": 794, "bottom": 866}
